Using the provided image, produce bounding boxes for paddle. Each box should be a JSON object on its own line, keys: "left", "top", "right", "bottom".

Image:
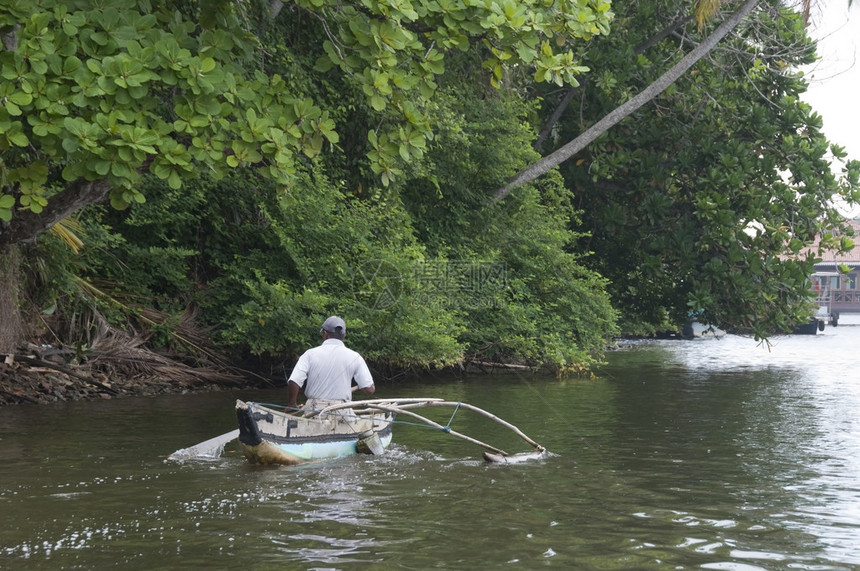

{"left": 356, "top": 431, "right": 385, "bottom": 455}
{"left": 167, "top": 429, "right": 239, "bottom": 461}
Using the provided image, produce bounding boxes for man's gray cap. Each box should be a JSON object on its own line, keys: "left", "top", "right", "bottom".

{"left": 321, "top": 316, "right": 346, "bottom": 334}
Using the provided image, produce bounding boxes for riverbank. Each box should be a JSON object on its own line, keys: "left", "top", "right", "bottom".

{"left": 0, "top": 338, "right": 628, "bottom": 406}
{"left": 0, "top": 346, "right": 260, "bottom": 406}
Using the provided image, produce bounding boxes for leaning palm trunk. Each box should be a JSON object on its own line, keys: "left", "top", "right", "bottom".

{"left": 533, "top": 12, "right": 695, "bottom": 150}
{"left": 492, "top": 0, "right": 761, "bottom": 202}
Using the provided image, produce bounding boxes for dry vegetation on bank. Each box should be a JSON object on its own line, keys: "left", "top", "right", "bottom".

{"left": 0, "top": 321, "right": 255, "bottom": 406}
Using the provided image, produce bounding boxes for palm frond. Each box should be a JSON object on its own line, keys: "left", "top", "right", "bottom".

{"left": 49, "top": 218, "right": 85, "bottom": 254}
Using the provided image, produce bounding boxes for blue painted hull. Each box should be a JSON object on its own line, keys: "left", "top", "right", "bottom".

{"left": 236, "top": 400, "right": 394, "bottom": 465}
{"left": 261, "top": 431, "right": 393, "bottom": 463}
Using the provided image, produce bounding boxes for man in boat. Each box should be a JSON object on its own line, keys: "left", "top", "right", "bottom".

{"left": 286, "top": 316, "right": 375, "bottom": 420}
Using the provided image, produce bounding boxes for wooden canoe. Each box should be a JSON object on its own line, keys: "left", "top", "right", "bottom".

{"left": 235, "top": 400, "right": 395, "bottom": 465}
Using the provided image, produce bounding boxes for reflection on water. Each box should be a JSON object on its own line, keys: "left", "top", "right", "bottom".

{"left": 1, "top": 326, "right": 860, "bottom": 568}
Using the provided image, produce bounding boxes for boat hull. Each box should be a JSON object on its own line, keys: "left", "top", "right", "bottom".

{"left": 680, "top": 321, "right": 726, "bottom": 339}
{"left": 236, "top": 400, "right": 394, "bottom": 465}
{"left": 792, "top": 317, "right": 823, "bottom": 335}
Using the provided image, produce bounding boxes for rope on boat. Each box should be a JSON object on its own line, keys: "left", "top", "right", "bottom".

{"left": 443, "top": 402, "right": 461, "bottom": 433}
{"left": 251, "top": 401, "right": 288, "bottom": 410}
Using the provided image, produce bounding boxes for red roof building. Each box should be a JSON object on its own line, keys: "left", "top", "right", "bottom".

{"left": 805, "top": 219, "right": 860, "bottom": 313}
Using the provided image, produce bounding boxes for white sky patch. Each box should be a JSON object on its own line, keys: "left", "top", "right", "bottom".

{"left": 802, "top": 0, "right": 860, "bottom": 162}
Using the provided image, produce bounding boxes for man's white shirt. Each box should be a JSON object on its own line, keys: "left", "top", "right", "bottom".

{"left": 289, "top": 339, "right": 373, "bottom": 400}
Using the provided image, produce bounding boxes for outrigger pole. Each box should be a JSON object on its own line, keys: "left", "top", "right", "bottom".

{"left": 320, "top": 398, "right": 547, "bottom": 462}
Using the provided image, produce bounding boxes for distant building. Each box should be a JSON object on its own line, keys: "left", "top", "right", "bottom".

{"left": 807, "top": 219, "right": 860, "bottom": 314}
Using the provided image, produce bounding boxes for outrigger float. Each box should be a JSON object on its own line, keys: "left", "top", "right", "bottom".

{"left": 168, "top": 398, "right": 547, "bottom": 465}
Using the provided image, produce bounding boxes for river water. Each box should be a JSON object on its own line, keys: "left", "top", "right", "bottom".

{"left": 2, "top": 324, "right": 860, "bottom": 570}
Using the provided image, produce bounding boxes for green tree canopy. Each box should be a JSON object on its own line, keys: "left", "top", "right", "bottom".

{"left": 541, "top": 0, "right": 860, "bottom": 337}
{"left": 0, "top": 0, "right": 614, "bottom": 243}
{"left": 0, "top": 0, "right": 614, "bottom": 358}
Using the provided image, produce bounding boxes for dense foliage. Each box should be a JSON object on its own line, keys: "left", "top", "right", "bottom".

{"left": 2, "top": 0, "right": 858, "bottom": 378}
{"left": 77, "top": 80, "right": 618, "bottom": 371}
{"left": 536, "top": 0, "right": 860, "bottom": 338}
{"left": 0, "top": 0, "right": 616, "bottom": 369}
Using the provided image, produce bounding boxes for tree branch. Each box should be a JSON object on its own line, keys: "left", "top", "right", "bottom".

{"left": 495, "top": 0, "right": 761, "bottom": 202}
{"left": 0, "top": 178, "right": 113, "bottom": 247}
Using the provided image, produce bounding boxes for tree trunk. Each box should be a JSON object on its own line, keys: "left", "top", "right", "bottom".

{"left": 1, "top": 24, "right": 18, "bottom": 51}
{"left": 0, "top": 178, "right": 112, "bottom": 248}
{"left": 493, "top": 0, "right": 760, "bottom": 202}
{"left": 0, "top": 245, "right": 27, "bottom": 355}
{"left": 533, "top": 13, "right": 695, "bottom": 151}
